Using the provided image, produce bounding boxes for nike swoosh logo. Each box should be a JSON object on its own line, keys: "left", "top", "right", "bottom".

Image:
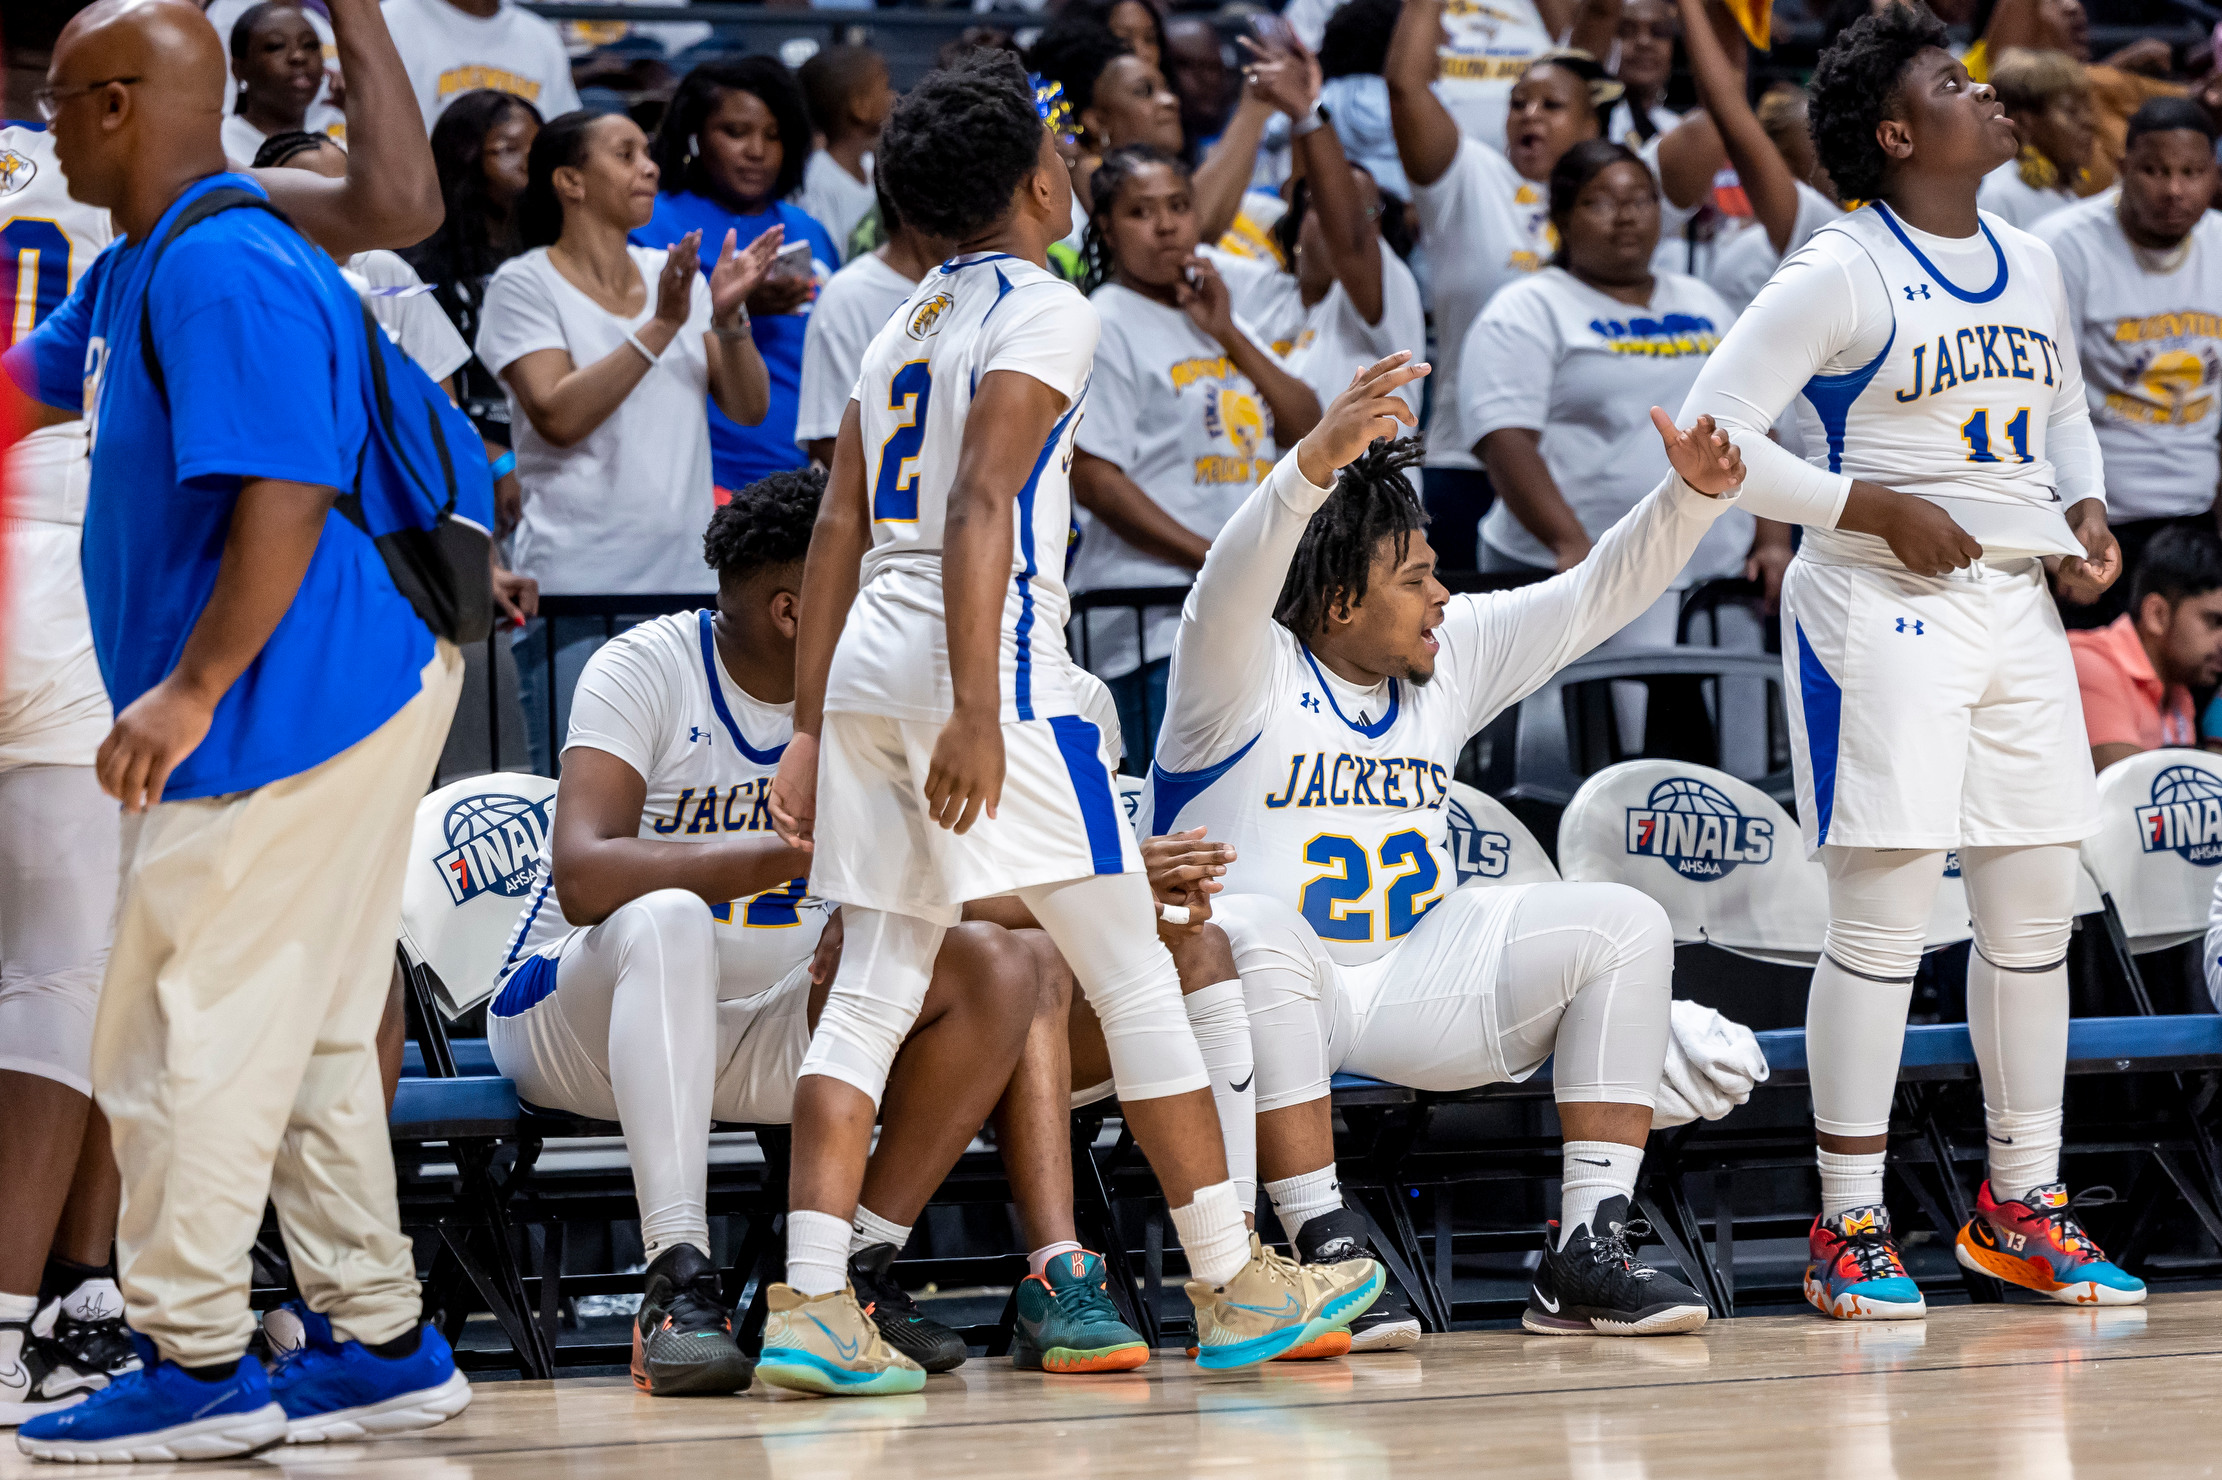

{"left": 1226, "top": 1294, "right": 1300, "bottom": 1318}
{"left": 806, "top": 1313, "right": 860, "bottom": 1360}
{"left": 1990, "top": 1136, "right": 2014, "bottom": 1144}
{"left": 1535, "top": 1287, "right": 1559, "bottom": 1313}
{"left": 0, "top": 1361, "right": 26, "bottom": 1388}
{"left": 1574, "top": 1158, "right": 1611, "bottom": 1167}
{"left": 1230, "top": 1073, "right": 1253, "bottom": 1094}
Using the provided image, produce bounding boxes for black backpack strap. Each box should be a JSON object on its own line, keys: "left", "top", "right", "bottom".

{"left": 137, "top": 187, "right": 296, "bottom": 407}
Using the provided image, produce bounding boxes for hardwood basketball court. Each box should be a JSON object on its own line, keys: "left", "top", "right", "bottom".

{"left": 10, "top": 1291, "right": 2215, "bottom": 1478}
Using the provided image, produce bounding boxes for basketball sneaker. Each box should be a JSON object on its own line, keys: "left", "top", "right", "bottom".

{"left": 756, "top": 1284, "right": 926, "bottom": 1396}
{"left": 1294, "top": 1209, "right": 1421, "bottom": 1353}
{"left": 269, "top": 1318, "right": 471, "bottom": 1444}
{"left": 37, "top": 1279, "right": 138, "bottom": 1391}
{"left": 1185, "top": 1234, "right": 1382, "bottom": 1371}
{"left": 848, "top": 1243, "right": 968, "bottom": 1373}
{"left": 1524, "top": 1197, "right": 1710, "bottom": 1336}
{"left": 1805, "top": 1204, "right": 1927, "bottom": 1321}
{"left": 631, "top": 1244, "right": 753, "bottom": 1396}
{"left": 1013, "top": 1250, "right": 1149, "bottom": 1373}
{"left": 16, "top": 1336, "right": 288, "bottom": 1462}
{"left": 1955, "top": 1181, "right": 2147, "bottom": 1306}
{"left": 261, "top": 1301, "right": 324, "bottom": 1364}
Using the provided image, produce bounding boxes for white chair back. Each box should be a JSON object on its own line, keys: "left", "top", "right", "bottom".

{"left": 1446, "top": 781, "right": 1559, "bottom": 886}
{"left": 2081, "top": 748, "right": 2222, "bottom": 953}
{"left": 1559, "top": 759, "right": 1827, "bottom": 965}
{"left": 400, "top": 772, "right": 558, "bottom": 1017}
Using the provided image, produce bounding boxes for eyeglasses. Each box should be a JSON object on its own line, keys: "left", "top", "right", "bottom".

{"left": 33, "top": 76, "right": 142, "bottom": 122}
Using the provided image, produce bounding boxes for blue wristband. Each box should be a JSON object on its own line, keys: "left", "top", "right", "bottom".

{"left": 490, "top": 449, "right": 517, "bottom": 480}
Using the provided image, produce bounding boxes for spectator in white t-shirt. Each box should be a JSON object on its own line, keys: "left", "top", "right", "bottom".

{"left": 2039, "top": 98, "right": 2222, "bottom": 630}
{"left": 380, "top": 0, "right": 580, "bottom": 131}
{"left": 1606, "top": 0, "right": 1681, "bottom": 146}
{"left": 1068, "top": 145, "right": 1322, "bottom": 761}
{"left": 1978, "top": 48, "right": 2094, "bottom": 232}
{"left": 1387, "top": 0, "right": 1605, "bottom": 568}
{"left": 1466, "top": 141, "right": 1781, "bottom": 633}
{"left": 795, "top": 181, "right": 950, "bottom": 469}
{"left": 476, "top": 110, "right": 778, "bottom": 768}
{"left": 796, "top": 45, "right": 895, "bottom": 262}
{"left": 222, "top": 3, "right": 326, "bottom": 165}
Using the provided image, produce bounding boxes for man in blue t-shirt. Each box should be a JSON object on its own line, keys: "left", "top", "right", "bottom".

{"left": 1, "top": 0, "right": 474, "bottom": 1462}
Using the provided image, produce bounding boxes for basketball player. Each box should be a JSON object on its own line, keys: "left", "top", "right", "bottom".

{"left": 0, "top": 115, "right": 134, "bottom": 1428}
{"left": 1149, "top": 404, "right": 1749, "bottom": 1338}
{"left": 764, "top": 52, "right": 1391, "bottom": 1392}
{"left": 485, "top": 471, "right": 1045, "bottom": 1394}
{"left": 1680, "top": 4, "right": 2145, "bottom": 1318}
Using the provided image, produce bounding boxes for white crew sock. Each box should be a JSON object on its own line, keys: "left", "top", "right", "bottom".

{"left": 1183, "top": 981, "right": 1257, "bottom": 1208}
{"left": 850, "top": 1206, "right": 912, "bottom": 1257}
{"left": 785, "top": 1209, "right": 853, "bottom": 1296}
{"left": 1818, "top": 1148, "right": 1887, "bottom": 1219}
{"left": 1029, "top": 1241, "right": 1085, "bottom": 1279}
{"left": 1985, "top": 1107, "right": 2064, "bottom": 1203}
{"left": 0, "top": 1291, "right": 35, "bottom": 1323}
{"left": 1169, "top": 1180, "right": 1250, "bottom": 1287}
{"left": 1264, "top": 1167, "right": 1343, "bottom": 1245}
{"left": 1559, "top": 1140, "right": 1643, "bottom": 1249}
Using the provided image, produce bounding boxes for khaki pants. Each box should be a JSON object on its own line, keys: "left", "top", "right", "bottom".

{"left": 92, "top": 645, "right": 462, "bottom": 1366}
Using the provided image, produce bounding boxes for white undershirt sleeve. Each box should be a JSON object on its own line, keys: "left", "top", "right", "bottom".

{"left": 1678, "top": 240, "right": 1885, "bottom": 529}
{"left": 2039, "top": 256, "right": 2106, "bottom": 508}
{"left": 1156, "top": 450, "right": 1339, "bottom": 770}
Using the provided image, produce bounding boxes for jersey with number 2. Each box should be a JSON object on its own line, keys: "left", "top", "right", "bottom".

{"left": 0, "top": 125, "right": 111, "bottom": 355}
{"left": 827, "top": 252, "right": 1098, "bottom": 725}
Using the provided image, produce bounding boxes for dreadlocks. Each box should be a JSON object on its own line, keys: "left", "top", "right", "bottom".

{"left": 1273, "top": 439, "right": 1430, "bottom": 640}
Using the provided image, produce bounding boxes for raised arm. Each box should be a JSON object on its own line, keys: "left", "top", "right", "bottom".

{"left": 1294, "top": 116, "right": 1382, "bottom": 326}
{"left": 1676, "top": 0, "right": 1801, "bottom": 252}
{"left": 702, "top": 227, "right": 781, "bottom": 427}
{"left": 248, "top": 0, "right": 440, "bottom": 256}
{"left": 1179, "top": 255, "right": 1320, "bottom": 443}
{"left": 1386, "top": 0, "right": 1461, "bottom": 189}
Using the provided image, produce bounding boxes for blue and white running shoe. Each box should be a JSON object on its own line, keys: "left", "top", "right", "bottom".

{"left": 269, "top": 1317, "right": 471, "bottom": 1444}
{"left": 16, "top": 1334, "right": 286, "bottom": 1463}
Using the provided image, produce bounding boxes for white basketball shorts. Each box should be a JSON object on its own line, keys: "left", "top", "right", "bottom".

{"left": 1, "top": 427, "right": 108, "bottom": 769}
{"left": 488, "top": 939, "right": 814, "bottom": 1126}
{"left": 811, "top": 708, "right": 1142, "bottom": 926}
{"left": 1780, "top": 555, "right": 2099, "bottom": 854}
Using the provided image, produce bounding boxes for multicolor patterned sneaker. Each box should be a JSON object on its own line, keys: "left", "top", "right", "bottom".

{"left": 1955, "top": 1181, "right": 2147, "bottom": 1306}
{"left": 1805, "top": 1205, "right": 1927, "bottom": 1321}
{"left": 1013, "top": 1251, "right": 1150, "bottom": 1373}
{"left": 756, "top": 1285, "right": 926, "bottom": 1397}
{"left": 1185, "top": 1235, "right": 1382, "bottom": 1372}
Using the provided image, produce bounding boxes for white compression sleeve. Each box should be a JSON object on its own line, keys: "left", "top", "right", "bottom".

{"left": 1492, "top": 883, "right": 1674, "bottom": 1107}
{"left": 1806, "top": 847, "right": 1946, "bottom": 1139}
{"left": 1214, "top": 895, "right": 1337, "bottom": 1114}
{"left": 797, "top": 905, "right": 945, "bottom": 1106}
{"left": 1961, "top": 844, "right": 2077, "bottom": 1198}
{"left": 1016, "top": 873, "right": 1208, "bottom": 1101}
{"left": 0, "top": 765, "right": 117, "bottom": 1096}
{"left": 1184, "top": 981, "right": 1256, "bottom": 1208}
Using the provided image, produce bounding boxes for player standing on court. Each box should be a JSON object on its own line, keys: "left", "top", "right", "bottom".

{"left": 1680, "top": 3, "right": 2147, "bottom": 1320}
{"left": 765, "top": 52, "right": 1395, "bottom": 1393}
{"left": 6, "top": 0, "right": 478, "bottom": 1460}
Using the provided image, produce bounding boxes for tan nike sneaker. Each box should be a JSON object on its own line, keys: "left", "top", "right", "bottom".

{"left": 1185, "top": 1235, "right": 1383, "bottom": 1370}
{"left": 755, "top": 1284, "right": 927, "bottom": 1396}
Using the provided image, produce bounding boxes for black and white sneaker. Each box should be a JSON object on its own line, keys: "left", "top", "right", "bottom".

{"left": 1295, "top": 1208, "right": 1421, "bottom": 1352}
{"left": 848, "top": 1244, "right": 967, "bottom": 1373}
{"left": 1523, "top": 1196, "right": 1710, "bottom": 1337}
{"left": 40, "top": 1279, "right": 138, "bottom": 1388}
{"left": 630, "top": 1244, "right": 753, "bottom": 1396}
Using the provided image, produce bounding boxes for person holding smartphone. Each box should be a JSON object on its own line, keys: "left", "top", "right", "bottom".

{"left": 636, "top": 58, "right": 841, "bottom": 497}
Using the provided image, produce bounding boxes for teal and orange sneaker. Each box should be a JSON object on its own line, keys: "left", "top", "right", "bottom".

{"left": 1013, "top": 1251, "right": 1150, "bottom": 1373}
{"left": 1955, "top": 1181, "right": 2146, "bottom": 1306}
{"left": 1805, "top": 1205, "right": 1926, "bottom": 1321}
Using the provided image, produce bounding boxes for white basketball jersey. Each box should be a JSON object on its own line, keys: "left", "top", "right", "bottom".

{"left": 1792, "top": 204, "right": 2082, "bottom": 555}
{"left": 2, "top": 123, "right": 113, "bottom": 525}
{"left": 1144, "top": 618, "right": 1486, "bottom": 968}
{"left": 506, "top": 610, "right": 830, "bottom": 994}
{"left": 827, "top": 252, "right": 1099, "bottom": 725}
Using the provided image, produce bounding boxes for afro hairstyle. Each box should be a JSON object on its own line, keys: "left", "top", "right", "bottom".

{"left": 704, "top": 467, "right": 824, "bottom": 585}
{"left": 879, "top": 49, "right": 1051, "bottom": 242}
{"left": 1274, "top": 438, "right": 1430, "bottom": 639}
{"left": 1807, "top": 3, "right": 1952, "bottom": 204}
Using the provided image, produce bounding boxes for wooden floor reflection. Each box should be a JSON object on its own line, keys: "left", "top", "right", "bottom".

{"left": 8, "top": 1291, "right": 2216, "bottom": 1479}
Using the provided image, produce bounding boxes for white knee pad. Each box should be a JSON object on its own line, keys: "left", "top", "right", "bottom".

{"left": 1496, "top": 884, "right": 1673, "bottom": 1104}
{"left": 604, "top": 888, "right": 721, "bottom": 984}
{"left": 1818, "top": 847, "right": 1945, "bottom": 983}
{"left": 1960, "top": 845, "right": 2076, "bottom": 971}
{"left": 797, "top": 907, "right": 943, "bottom": 1107}
{"left": 1019, "top": 873, "right": 1207, "bottom": 1102}
{"left": 1213, "top": 893, "right": 1336, "bottom": 1115}
{"left": 0, "top": 955, "right": 106, "bottom": 1096}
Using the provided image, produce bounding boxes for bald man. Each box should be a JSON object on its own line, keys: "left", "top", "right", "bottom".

{"left": 2, "top": 0, "right": 470, "bottom": 1462}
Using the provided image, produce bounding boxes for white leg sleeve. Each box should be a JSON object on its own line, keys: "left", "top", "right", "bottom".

{"left": 556, "top": 890, "right": 722, "bottom": 1261}
{"left": 1016, "top": 872, "right": 1207, "bottom": 1102}
{"left": 1961, "top": 844, "right": 2076, "bottom": 1196}
{"left": 1807, "top": 847, "right": 1945, "bottom": 1139}
{"left": 0, "top": 765, "right": 118, "bottom": 1095}
{"left": 1214, "top": 894, "right": 1338, "bottom": 1115}
{"left": 797, "top": 905, "right": 944, "bottom": 1106}
{"left": 1493, "top": 883, "right": 1674, "bottom": 1107}
{"left": 1183, "top": 980, "right": 1255, "bottom": 1208}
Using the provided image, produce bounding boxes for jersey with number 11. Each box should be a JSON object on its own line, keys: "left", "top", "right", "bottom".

{"left": 829, "top": 252, "right": 1099, "bottom": 725}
